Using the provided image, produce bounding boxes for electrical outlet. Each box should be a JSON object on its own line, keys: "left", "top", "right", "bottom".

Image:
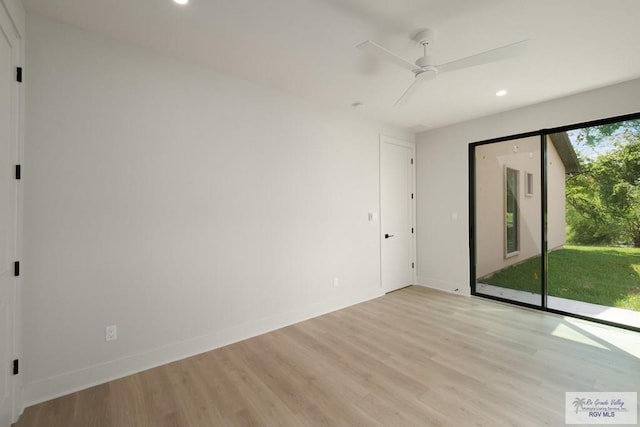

{"left": 105, "top": 325, "right": 117, "bottom": 342}
{"left": 333, "top": 277, "right": 339, "bottom": 288}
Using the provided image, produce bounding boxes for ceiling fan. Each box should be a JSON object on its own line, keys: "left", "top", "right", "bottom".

{"left": 357, "top": 29, "right": 529, "bottom": 106}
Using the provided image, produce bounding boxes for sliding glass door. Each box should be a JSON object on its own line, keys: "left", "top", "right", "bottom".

{"left": 472, "top": 134, "right": 543, "bottom": 306}
{"left": 470, "top": 114, "right": 640, "bottom": 332}
{"left": 547, "top": 120, "right": 640, "bottom": 329}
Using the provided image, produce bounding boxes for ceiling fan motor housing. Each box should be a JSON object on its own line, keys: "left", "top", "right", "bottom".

{"left": 415, "top": 55, "right": 438, "bottom": 79}
{"left": 415, "top": 55, "right": 435, "bottom": 68}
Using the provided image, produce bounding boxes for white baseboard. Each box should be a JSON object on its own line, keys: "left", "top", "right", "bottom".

{"left": 21, "top": 289, "right": 383, "bottom": 408}
{"left": 415, "top": 277, "right": 470, "bottom": 296}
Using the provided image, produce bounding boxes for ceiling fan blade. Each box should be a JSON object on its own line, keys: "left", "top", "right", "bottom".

{"left": 357, "top": 40, "right": 418, "bottom": 72}
{"left": 438, "top": 39, "right": 529, "bottom": 74}
{"left": 394, "top": 78, "right": 423, "bottom": 106}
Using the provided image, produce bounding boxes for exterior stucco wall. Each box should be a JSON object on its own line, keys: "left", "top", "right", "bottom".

{"left": 546, "top": 137, "right": 568, "bottom": 251}
{"left": 475, "top": 136, "right": 566, "bottom": 278}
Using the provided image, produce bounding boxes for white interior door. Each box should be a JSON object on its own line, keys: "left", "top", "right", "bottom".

{"left": 380, "top": 136, "right": 415, "bottom": 293}
{"left": 0, "top": 6, "right": 18, "bottom": 425}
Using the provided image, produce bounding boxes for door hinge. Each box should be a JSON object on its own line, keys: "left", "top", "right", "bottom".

{"left": 411, "top": 158, "right": 414, "bottom": 165}
{"left": 14, "top": 261, "right": 20, "bottom": 277}
{"left": 411, "top": 193, "right": 414, "bottom": 199}
{"left": 16, "top": 67, "right": 22, "bottom": 83}
{"left": 13, "top": 359, "right": 18, "bottom": 375}
{"left": 411, "top": 262, "right": 415, "bottom": 269}
{"left": 411, "top": 227, "right": 414, "bottom": 234}
{"left": 15, "top": 164, "right": 21, "bottom": 180}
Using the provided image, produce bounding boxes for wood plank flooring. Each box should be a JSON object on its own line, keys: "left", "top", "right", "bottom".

{"left": 14, "top": 286, "right": 640, "bottom": 426}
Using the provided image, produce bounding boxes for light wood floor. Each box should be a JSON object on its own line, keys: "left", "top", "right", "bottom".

{"left": 14, "top": 286, "right": 640, "bottom": 426}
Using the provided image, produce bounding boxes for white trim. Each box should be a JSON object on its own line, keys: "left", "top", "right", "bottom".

{"left": 380, "top": 134, "right": 415, "bottom": 150}
{"left": 415, "top": 280, "right": 470, "bottom": 296}
{"left": 504, "top": 166, "right": 520, "bottom": 258}
{"left": 379, "top": 135, "right": 417, "bottom": 290}
{"left": 504, "top": 250, "right": 520, "bottom": 259}
{"left": 525, "top": 171, "right": 534, "bottom": 197}
{"left": 0, "top": 0, "right": 24, "bottom": 422}
{"left": 0, "top": 0, "right": 25, "bottom": 39}
{"left": 21, "top": 289, "right": 383, "bottom": 407}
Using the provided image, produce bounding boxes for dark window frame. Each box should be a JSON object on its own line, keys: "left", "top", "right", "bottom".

{"left": 469, "top": 111, "right": 640, "bottom": 333}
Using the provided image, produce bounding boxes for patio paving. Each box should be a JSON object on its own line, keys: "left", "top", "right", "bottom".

{"left": 476, "top": 283, "right": 640, "bottom": 329}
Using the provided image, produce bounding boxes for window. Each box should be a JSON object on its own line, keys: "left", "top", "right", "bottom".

{"left": 505, "top": 167, "right": 519, "bottom": 256}
{"left": 471, "top": 112, "right": 640, "bottom": 331}
{"left": 525, "top": 172, "right": 534, "bottom": 197}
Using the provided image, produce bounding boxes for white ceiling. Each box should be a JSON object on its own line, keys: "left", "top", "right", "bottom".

{"left": 22, "top": 0, "right": 640, "bottom": 132}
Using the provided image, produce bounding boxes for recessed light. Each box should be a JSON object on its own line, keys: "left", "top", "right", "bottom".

{"left": 496, "top": 90, "right": 507, "bottom": 97}
{"left": 174, "top": 0, "right": 188, "bottom": 5}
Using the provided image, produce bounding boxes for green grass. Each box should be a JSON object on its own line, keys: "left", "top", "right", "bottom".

{"left": 478, "top": 245, "right": 640, "bottom": 312}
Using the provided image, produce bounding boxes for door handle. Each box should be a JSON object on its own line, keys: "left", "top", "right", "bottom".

{"left": 385, "top": 234, "right": 394, "bottom": 239}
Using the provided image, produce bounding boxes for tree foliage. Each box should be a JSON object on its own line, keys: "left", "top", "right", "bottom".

{"left": 573, "top": 119, "right": 640, "bottom": 148}
{"left": 566, "top": 120, "right": 640, "bottom": 246}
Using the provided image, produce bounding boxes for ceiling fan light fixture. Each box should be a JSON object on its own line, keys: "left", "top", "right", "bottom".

{"left": 416, "top": 67, "right": 437, "bottom": 81}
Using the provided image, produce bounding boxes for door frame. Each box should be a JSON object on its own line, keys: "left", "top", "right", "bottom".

{"left": 0, "top": 0, "right": 24, "bottom": 422}
{"left": 469, "top": 112, "right": 640, "bottom": 333}
{"left": 469, "top": 132, "right": 546, "bottom": 307}
{"left": 379, "top": 135, "right": 416, "bottom": 292}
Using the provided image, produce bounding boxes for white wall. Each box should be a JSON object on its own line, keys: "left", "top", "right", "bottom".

{"left": 416, "top": 78, "right": 640, "bottom": 295}
{"left": 22, "top": 14, "right": 412, "bottom": 405}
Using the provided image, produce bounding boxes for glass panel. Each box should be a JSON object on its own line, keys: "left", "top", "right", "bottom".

{"left": 547, "top": 119, "right": 640, "bottom": 329}
{"left": 474, "top": 136, "right": 542, "bottom": 306}
{"left": 505, "top": 167, "right": 519, "bottom": 255}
